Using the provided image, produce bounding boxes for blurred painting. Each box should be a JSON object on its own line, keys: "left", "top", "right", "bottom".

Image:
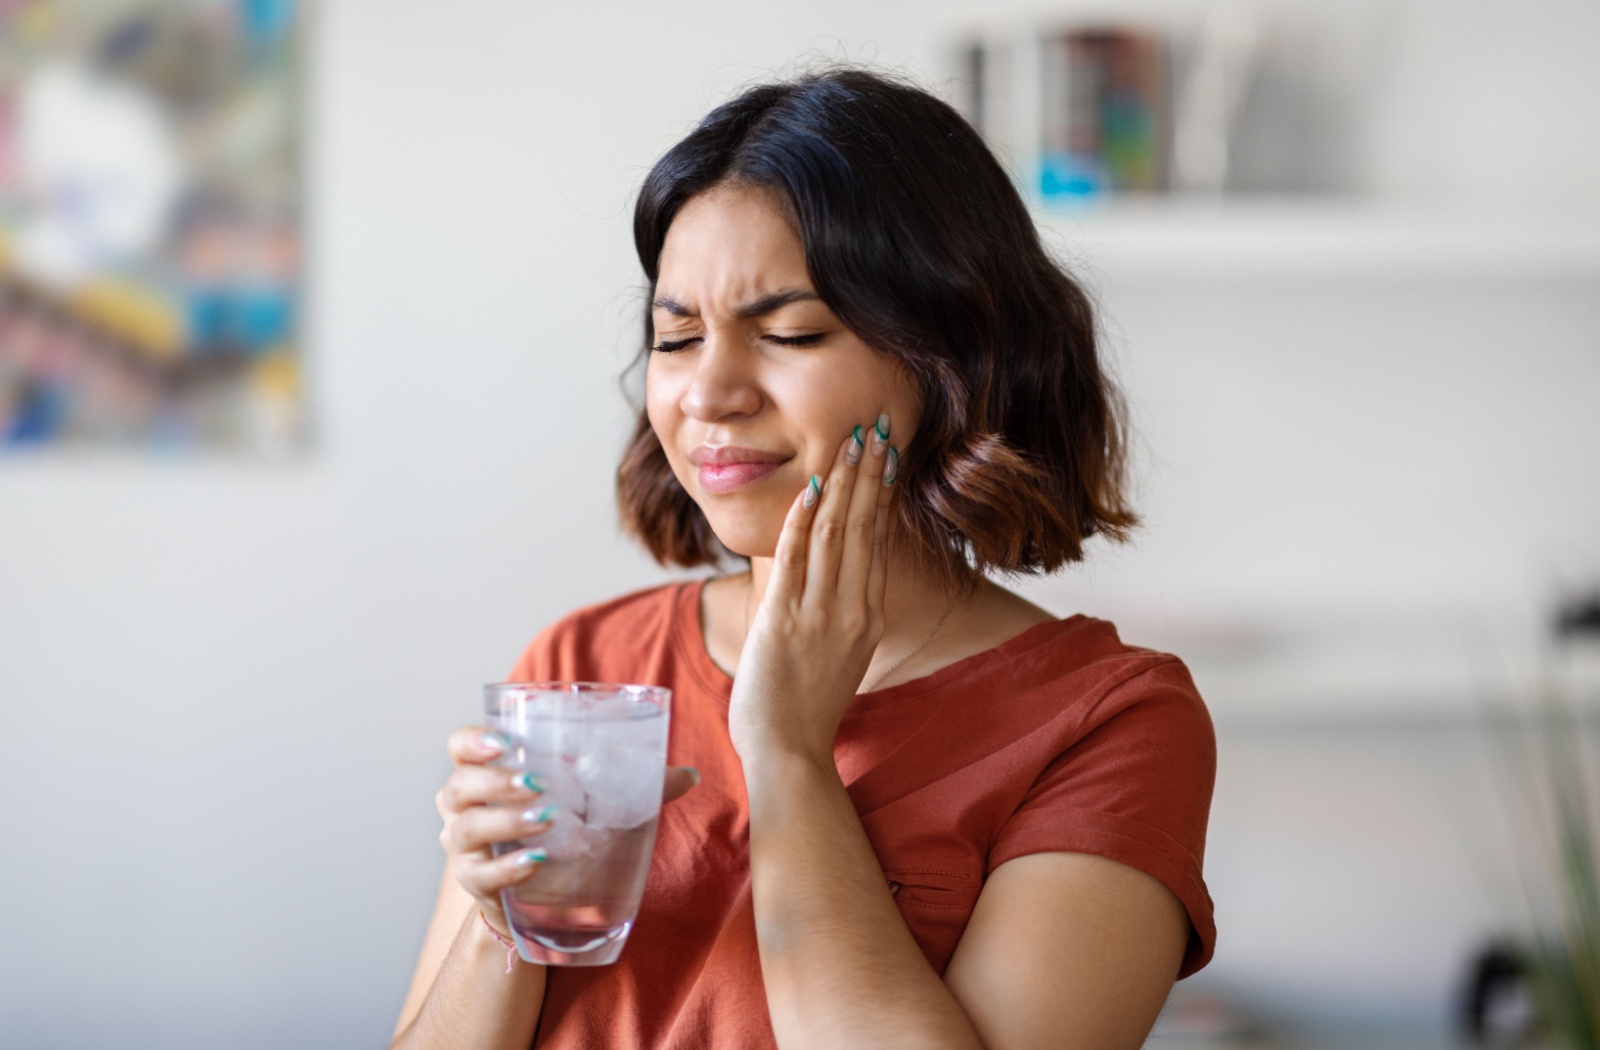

{"left": 0, "top": 0, "right": 304, "bottom": 455}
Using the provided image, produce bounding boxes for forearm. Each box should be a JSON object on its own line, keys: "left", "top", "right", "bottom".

{"left": 390, "top": 910, "right": 547, "bottom": 1050}
{"left": 744, "top": 748, "right": 985, "bottom": 1050}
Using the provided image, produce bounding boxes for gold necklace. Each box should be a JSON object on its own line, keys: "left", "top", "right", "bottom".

{"left": 741, "top": 576, "right": 962, "bottom": 693}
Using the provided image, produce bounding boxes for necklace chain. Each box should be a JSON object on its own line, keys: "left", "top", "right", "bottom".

{"left": 861, "top": 594, "right": 959, "bottom": 693}
{"left": 742, "top": 577, "right": 961, "bottom": 694}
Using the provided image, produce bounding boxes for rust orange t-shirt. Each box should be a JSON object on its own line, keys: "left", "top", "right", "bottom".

{"left": 508, "top": 579, "right": 1216, "bottom": 1048}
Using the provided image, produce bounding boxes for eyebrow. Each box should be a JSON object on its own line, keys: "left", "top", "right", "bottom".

{"left": 651, "top": 288, "right": 822, "bottom": 319}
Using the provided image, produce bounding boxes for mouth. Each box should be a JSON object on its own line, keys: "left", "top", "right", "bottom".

{"left": 690, "top": 445, "right": 791, "bottom": 494}
{"left": 696, "top": 460, "right": 788, "bottom": 493}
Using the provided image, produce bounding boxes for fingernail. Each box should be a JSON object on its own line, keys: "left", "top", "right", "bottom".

{"left": 846, "top": 425, "right": 864, "bottom": 466}
{"left": 871, "top": 413, "right": 889, "bottom": 455}
{"left": 522, "top": 804, "right": 559, "bottom": 826}
{"left": 803, "top": 474, "right": 820, "bottom": 509}
{"left": 682, "top": 766, "right": 701, "bottom": 787}
{"left": 481, "top": 731, "right": 509, "bottom": 753}
{"left": 884, "top": 446, "right": 899, "bottom": 486}
{"left": 515, "top": 848, "right": 547, "bottom": 866}
{"left": 513, "top": 772, "right": 546, "bottom": 794}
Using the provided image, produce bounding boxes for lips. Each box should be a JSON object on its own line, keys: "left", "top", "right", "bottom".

{"left": 698, "top": 461, "right": 784, "bottom": 492}
{"left": 690, "top": 445, "right": 790, "bottom": 494}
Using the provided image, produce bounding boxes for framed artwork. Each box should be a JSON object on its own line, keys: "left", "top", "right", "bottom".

{"left": 0, "top": 0, "right": 305, "bottom": 455}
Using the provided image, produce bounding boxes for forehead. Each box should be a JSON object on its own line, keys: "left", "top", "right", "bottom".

{"left": 655, "top": 185, "right": 812, "bottom": 309}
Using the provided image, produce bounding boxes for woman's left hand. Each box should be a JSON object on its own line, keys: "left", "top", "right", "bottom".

{"left": 728, "top": 414, "right": 897, "bottom": 764}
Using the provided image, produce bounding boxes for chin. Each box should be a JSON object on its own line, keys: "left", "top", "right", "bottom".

{"left": 700, "top": 509, "right": 781, "bottom": 560}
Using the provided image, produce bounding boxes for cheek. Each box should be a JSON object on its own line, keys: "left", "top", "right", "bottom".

{"left": 644, "top": 360, "right": 674, "bottom": 436}
{"left": 877, "top": 360, "right": 922, "bottom": 439}
{"left": 828, "top": 356, "right": 920, "bottom": 438}
{"left": 644, "top": 368, "right": 699, "bottom": 490}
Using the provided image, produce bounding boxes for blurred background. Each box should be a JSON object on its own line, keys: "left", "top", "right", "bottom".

{"left": 0, "top": 0, "right": 302, "bottom": 454}
{"left": 1, "top": 0, "right": 1597, "bottom": 1047}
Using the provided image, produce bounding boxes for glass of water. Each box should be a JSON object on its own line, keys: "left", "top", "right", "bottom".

{"left": 483, "top": 681, "right": 671, "bottom": 966}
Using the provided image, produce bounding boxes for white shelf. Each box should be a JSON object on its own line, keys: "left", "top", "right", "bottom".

{"left": 1030, "top": 197, "right": 1600, "bottom": 282}
{"left": 1155, "top": 622, "right": 1600, "bottom": 727}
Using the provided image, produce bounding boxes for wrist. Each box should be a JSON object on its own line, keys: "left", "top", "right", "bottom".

{"left": 474, "top": 908, "right": 523, "bottom": 974}
{"left": 740, "top": 743, "right": 838, "bottom": 801}
{"left": 476, "top": 907, "right": 513, "bottom": 942}
{"left": 731, "top": 718, "right": 836, "bottom": 770}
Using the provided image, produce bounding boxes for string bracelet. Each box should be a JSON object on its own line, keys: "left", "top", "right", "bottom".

{"left": 478, "top": 910, "right": 520, "bottom": 973}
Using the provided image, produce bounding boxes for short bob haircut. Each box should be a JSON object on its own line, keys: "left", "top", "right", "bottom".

{"left": 617, "top": 66, "right": 1137, "bottom": 592}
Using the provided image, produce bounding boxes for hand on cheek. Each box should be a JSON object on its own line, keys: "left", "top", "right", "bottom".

{"left": 728, "top": 412, "right": 899, "bottom": 763}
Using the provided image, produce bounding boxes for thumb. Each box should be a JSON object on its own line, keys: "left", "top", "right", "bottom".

{"left": 662, "top": 765, "right": 701, "bottom": 804}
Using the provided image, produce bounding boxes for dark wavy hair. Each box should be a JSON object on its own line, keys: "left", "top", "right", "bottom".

{"left": 616, "top": 66, "right": 1138, "bottom": 592}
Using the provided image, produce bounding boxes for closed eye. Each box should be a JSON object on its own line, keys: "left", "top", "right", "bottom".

{"left": 649, "top": 333, "right": 826, "bottom": 353}
{"left": 767, "top": 333, "right": 825, "bottom": 347}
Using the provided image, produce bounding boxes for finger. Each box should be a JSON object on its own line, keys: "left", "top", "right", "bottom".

{"left": 765, "top": 473, "right": 820, "bottom": 612}
{"left": 436, "top": 764, "right": 549, "bottom": 817}
{"left": 447, "top": 800, "right": 560, "bottom": 855}
{"left": 457, "top": 845, "right": 547, "bottom": 899}
{"left": 803, "top": 428, "right": 866, "bottom": 604}
{"left": 663, "top": 765, "right": 701, "bottom": 804}
{"left": 865, "top": 413, "right": 895, "bottom": 618}
{"left": 448, "top": 725, "right": 515, "bottom": 766}
{"left": 837, "top": 415, "right": 890, "bottom": 606}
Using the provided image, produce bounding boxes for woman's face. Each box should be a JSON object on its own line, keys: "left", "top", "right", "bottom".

{"left": 646, "top": 184, "right": 920, "bottom": 559}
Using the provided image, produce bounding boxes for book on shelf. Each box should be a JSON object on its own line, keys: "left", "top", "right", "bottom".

{"left": 1040, "top": 28, "right": 1167, "bottom": 198}
{"left": 956, "top": 25, "right": 1176, "bottom": 203}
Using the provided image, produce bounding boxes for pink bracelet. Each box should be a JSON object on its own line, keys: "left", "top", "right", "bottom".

{"left": 478, "top": 910, "right": 520, "bottom": 974}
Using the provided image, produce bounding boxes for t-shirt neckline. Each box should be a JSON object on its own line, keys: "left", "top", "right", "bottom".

{"left": 674, "top": 577, "right": 1086, "bottom": 713}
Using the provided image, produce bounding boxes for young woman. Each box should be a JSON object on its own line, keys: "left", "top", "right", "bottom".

{"left": 393, "top": 67, "right": 1216, "bottom": 1050}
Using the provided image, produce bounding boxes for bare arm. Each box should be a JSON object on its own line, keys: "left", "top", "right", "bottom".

{"left": 390, "top": 863, "right": 547, "bottom": 1049}
{"left": 733, "top": 419, "right": 1195, "bottom": 1047}
{"left": 391, "top": 724, "right": 701, "bottom": 1048}
{"left": 742, "top": 696, "right": 1192, "bottom": 1050}
{"left": 745, "top": 749, "right": 985, "bottom": 1048}
{"left": 746, "top": 751, "right": 1189, "bottom": 1049}
{"left": 390, "top": 722, "right": 560, "bottom": 1050}
{"left": 944, "top": 852, "right": 1189, "bottom": 1049}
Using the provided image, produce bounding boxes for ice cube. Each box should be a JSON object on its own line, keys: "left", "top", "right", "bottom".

{"left": 593, "top": 705, "right": 667, "bottom": 751}
{"left": 517, "top": 750, "right": 586, "bottom": 821}
{"left": 582, "top": 695, "right": 650, "bottom": 721}
{"left": 575, "top": 740, "right": 662, "bottom": 830}
{"left": 527, "top": 805, "right": 593, "bottom": 862}
{"left": 502, "top": 693, "right": 583, "bottom": 755}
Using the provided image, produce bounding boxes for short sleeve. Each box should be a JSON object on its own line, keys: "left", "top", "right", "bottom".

{"left": 506, "top": 622, "right": 559, "bottom": 682}
{"left": 988, "top": 658, "right": 1217, "bottom": 978}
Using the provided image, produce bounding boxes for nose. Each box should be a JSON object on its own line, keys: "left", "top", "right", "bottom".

{"left": 679, "top": 332, "right": 761, "bottom": 423}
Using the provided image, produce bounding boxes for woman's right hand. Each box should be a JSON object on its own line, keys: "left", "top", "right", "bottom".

{"left": 434, "top": 726, "right": 702, "bottom": 936}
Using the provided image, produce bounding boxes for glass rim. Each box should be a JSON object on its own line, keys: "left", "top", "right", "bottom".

{"left": 484, "top": 681, "right": 671, "bottom": 702}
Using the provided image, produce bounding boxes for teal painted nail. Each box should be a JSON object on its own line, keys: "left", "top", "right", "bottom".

{"left": 514, "top": 772, "right": 547, "bottom": 794}
{"left": 522, "top": 804, "right": 559, "bottom": 826}
{"left": 682, "top": 766, "right": 701, "bottom": 787}
{"left": 516, "top": 848, "right": 547, "bottom": 866}
{"left": 481, "top": 731, "right": 509, "bottom": 753}
{"left": 847, "top": 425, "right": 864, "bottom": 466}
{"left": 874, "top": 413, "right": 890, "bottom": 441}
{"left": 884, "top": 446, "right": 899, "bottom": 486}
{"left": 803, "top": 474, "right": 821, "bottom": 509}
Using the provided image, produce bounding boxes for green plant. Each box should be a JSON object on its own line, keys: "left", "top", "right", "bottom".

{"left": 1490, "top": 638, "right": 1600, "bottom": 1050}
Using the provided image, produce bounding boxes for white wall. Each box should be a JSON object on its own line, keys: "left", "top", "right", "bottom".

{"left": 2, "top": 1, "right": 1597, "bottom": 1046}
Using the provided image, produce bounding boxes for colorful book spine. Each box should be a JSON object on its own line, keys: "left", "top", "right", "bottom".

{"left": 1039, "top": 28, "right": 1168, "bottom": 200}
{"left": 955, "top": 25, "right": 1170, "bottom": 203}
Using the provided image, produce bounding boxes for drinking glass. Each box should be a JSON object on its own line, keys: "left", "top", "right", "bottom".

{"left": 483, "top": 681, "right": 671, "bottom": 966}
